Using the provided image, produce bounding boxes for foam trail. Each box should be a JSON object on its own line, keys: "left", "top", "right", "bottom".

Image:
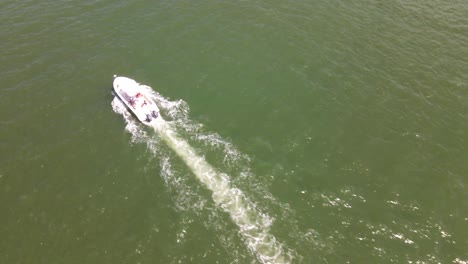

{"left": 151, "top": 119, "right": 292, "bottom": 264}
{"left": 112, "top": 92, "right": 293, "bottom": 263}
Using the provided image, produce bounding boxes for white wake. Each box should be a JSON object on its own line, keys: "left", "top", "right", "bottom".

{"left": 111, "top": 88, "right": 294, "bottom": 264}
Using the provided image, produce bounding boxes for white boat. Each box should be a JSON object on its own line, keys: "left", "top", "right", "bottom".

{"left": 113, "top": 75, "right": 160, "bottom": 125}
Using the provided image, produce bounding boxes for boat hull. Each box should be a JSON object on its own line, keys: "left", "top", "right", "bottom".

{"left": 113, "top": 76, "right": 160, "bottom": 125}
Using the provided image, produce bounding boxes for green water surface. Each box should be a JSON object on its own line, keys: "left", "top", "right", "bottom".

{"left": 1, "top": 0, "right": 466, "bottom": 263}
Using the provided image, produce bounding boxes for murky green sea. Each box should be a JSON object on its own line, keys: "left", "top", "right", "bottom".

{"left": 1, "top": 0, "right": 467, "bottom": 263}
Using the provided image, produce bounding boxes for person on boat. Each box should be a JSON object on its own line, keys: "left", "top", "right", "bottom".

{"left": 136, "top": 92, "right": 142, "bottom": 98}
{"left": 129, "top": 98, "right": 136, "bottom": 108}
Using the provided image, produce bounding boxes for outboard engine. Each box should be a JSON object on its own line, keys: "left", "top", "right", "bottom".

{"left": 145, "top": 114, "right": 152, "bottom": 122}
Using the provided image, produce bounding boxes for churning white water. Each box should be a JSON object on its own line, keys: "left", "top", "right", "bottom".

{"left": 111, "top": 91, "right": 294, "bottom": 263}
